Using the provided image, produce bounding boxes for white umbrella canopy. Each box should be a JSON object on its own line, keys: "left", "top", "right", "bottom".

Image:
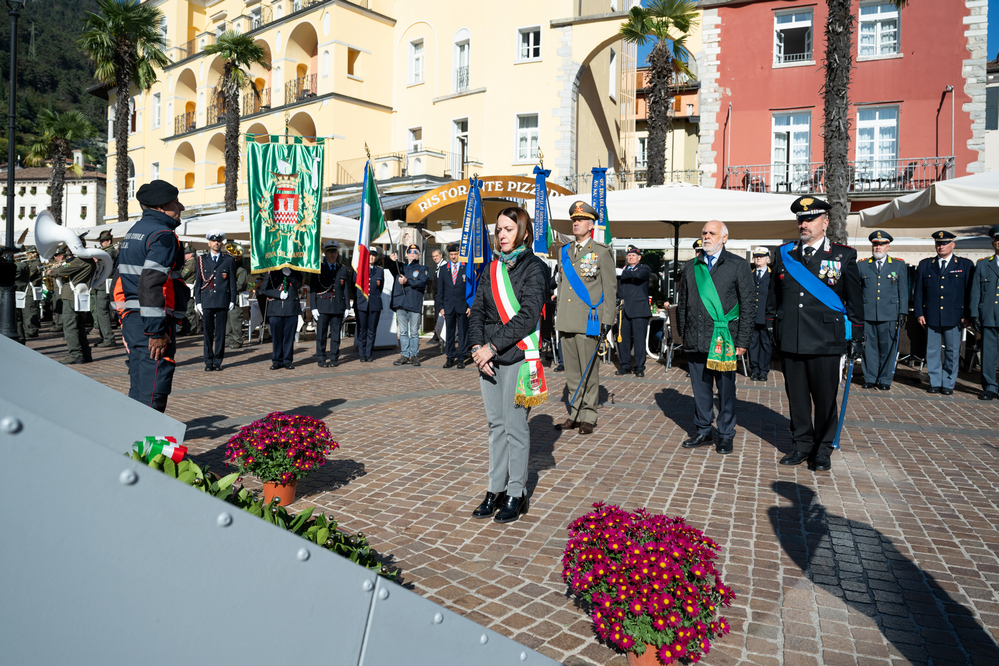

{"left": 321, "top": 212, "right": 401, "bottom": 244}
{"left": 859, "top": 171, "right": 999, "bottom": 229}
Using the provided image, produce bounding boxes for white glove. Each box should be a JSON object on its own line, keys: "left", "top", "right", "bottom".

{"left": 281, "top": 267, "right": 291, "bottom": 276}
{"left": 195, "top": 303, "right": 203, "bottom": 315}
{"left": 311, "top": 309, "right": 320, "bottom": 320}
{"left": 228, "top": 303, "right": 234, "bottom": 311}
{"left": 280, "top": 291, "right": 288, "bottom": 300}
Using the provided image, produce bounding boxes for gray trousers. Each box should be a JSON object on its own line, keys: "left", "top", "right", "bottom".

{"left": 926, "top": 325, "right": 960, "bottom": 390}
{"left": 981, "top": 326, "right": 998, "bottom": 393}
{"left": 480, "top": 362, "right": 531, "bottom": 498}
{"left": 862, "top": 320, "right": 899, "bottom": 385}
{"left": 562, "top": 332, "right": 600, "bottom": 425}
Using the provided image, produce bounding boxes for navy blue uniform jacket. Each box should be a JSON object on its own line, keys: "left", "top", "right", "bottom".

{"left": 913, "top": 255, "right": 974, "bottom": 328}
{"left": 310, "top": 261, "right": 353, "bottom": 315}
{"left": 193, "top": 252, "right": 237, "bottom": 310}
{"left": 617, "top": 263, "right": 652, "bottom": 318}
{"left": 354, "top": 266, "right": 384, "bottom": 312}
{"left": 261, "top": 269, "right": 303, "bottom": 318}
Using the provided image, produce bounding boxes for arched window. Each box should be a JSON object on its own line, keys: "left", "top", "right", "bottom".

{"left": 453, "top": 28, "right": 470, "bottom": 93}
{"left": 379, "top": 163, "right": 388, "bottom": 180}
{"left": 217, "top": 166, "right": 226, "bottom": 184}
{"left": 185, "top": 173, "right": 195, "bottom": 189}
{"left": 322, "top": 50, "right": 329, "bottom": 78}
{"left": 126, "top": 157, "right": 136, "bottom": 199}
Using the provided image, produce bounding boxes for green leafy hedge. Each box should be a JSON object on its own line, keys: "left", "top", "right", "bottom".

{"left": 133, "top": 451, "right": 399, "bottom": 582}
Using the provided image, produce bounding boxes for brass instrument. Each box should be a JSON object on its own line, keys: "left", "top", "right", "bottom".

{"left": 225, "top": 241, "right": 244, "bottom": 257}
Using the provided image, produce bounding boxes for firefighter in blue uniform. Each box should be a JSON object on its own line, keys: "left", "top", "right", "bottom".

{"left": 913, "top": 230, "right": 974, "bottom": 395}
{"left": 113, "top": 180, "right": 189, "bottom": 412}
{"left": 857, "top": 230, "right": 908, "bottom": 390}
{"left": 615, "top": 244, "right": 652, "bottom": 377}
{"left": 970, "top": 225, "right": 999, "bottom": 400}
{"left": 310, "top": 240, "right": 353, "bottom": 367}
{"left": 194, "top": 229, "right": 237, "bottom": 371}
{"left": 748, "top": 247, "right": 772, "bottom": 381}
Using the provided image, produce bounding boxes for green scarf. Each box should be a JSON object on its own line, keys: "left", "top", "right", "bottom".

{"left": 694, "top": 260, "right": 739, "bottom": 371}
{"left": 496, "top": 245, "right": 527, "bottom": 267}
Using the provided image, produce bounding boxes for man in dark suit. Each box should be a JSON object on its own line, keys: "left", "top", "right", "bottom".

{"left": 971, "top": 225, "right": 999, "bottom": 400}
{"left": 768, "top": 196, "right": 864, "bottom": 472}
{"left": 913, "top": 230, "right": 975, "bottom": 395}
{"left": 354, "top": 247, "right": 384, "bottom": 363}
{"left": 677, "top": 221, "right": 755, "bottom": 455}
{"left": 261, "top": 267, "right": 303, "bottom": 369}
{"left": 437, "top": 243, "right": 470, "bottom": 368}
{"left": 748, "top": 247, "right": 772, "bottom": 381}
{"left": 194, "top": 230, "right": 238, "bottom": 371}
{"left": 858, "top": 230, "right": 908, "bottom": 390}
{"left": 310, "top": 240, "right": 353, "bottom": 368}
{"left": 615, "top": 245, "right": 652, "bottom": 377}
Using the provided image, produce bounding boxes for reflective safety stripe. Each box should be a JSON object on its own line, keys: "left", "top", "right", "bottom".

{"left": 140, "top": 306, "right": 166, "bottom": 317}
{"left": 141, "top": 259, "right": 171, "bottom": 274}
{"left": 118, "top": 264, "right": 144, "bottom": 275}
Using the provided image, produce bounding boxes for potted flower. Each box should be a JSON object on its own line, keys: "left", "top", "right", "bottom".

{"left": 224, "top": 412, "right": 338, "bottom": 505}
{"left": 562, "top": 503, "right": 735, "bottom": 665}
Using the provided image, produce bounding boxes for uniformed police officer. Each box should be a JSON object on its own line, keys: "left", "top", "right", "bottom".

{"left": 748, "top": 247, "right": 772, "bottom": 381}
{"left": 390, "top": 244, "right": 429, "bottom": 367}
{"left": 310, "top": 240, "right": 353, "bottom": 367}
{"left": 261, "top": 267, "right": 303, "bottom": 369}
{"left": 180, "top": 243, "right": 198, "bottom": 336}
{"left": 225, "top": 242, "right": 249, "bottom": 349}
{"left": 768, "top": 196, "right": 864, "bottom": 472}
{"left": 913, "top": 230, "right": 974, "bottom": 395}
{"left": 858, "top": 230, "right": 908, "bottom": 390}
{"left": 616, "top": 245, "right": 652, "bottom": 377}
{"left": 194, "top": 229, "right": 237, "bottom": 371}
{"left": 47, "top": 243, "right": 97, "bottom": 364}
{"left": 115, "top": 180, "right": 189, "bottom": 412}
{"left": 970, "top": 224, "right": 999, "bottom": 400}
{"left": 437, "top": 242, "right": 470, "bottom": 368}
{"left": 693, "top": 238, "right": 704, "bottom": 259}
{"left": 354, "top": 247, "right": 385, "bottom": 363}
{"left": 555, "top": 201, "right": 616, "bottom": 435}
{"left": 90, "top": 229, "right": 118, "bottom": 347}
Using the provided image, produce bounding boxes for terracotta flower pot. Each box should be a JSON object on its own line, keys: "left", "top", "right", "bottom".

{"left": 262, "top": 479, "right": 297, "bottom": 506}
{"left": 627, "top": 645, "right": 675, "bottom": 666}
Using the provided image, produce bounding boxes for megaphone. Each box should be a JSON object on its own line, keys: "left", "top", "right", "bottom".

{"left": 34, "top": 210, "right": 113, "bottom": 288}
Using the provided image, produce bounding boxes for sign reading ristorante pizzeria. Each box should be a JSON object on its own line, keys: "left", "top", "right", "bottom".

{"left": 406, "top": 175, "right": 575, "bottom": 224}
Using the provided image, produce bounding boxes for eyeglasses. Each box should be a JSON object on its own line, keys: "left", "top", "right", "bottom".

{"left": 407, "top": 250, "right": 419, "bottom": 254}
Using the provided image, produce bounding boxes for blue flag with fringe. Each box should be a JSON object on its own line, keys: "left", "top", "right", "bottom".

{"left": 458, "top": 177, "right": 490, "bottom": 309}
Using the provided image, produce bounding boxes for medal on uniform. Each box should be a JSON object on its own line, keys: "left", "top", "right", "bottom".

{"left": 819, "top": 265, "right": 828, "bottom": 277}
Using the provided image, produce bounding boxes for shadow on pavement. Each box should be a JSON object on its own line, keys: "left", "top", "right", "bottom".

{"left": 298, "top": 458, "right": 367, "bottom": 496}
{"left": 769, "top": 481, "right": 999, "bottom": 665}
{"left": 527, "top": 413, "right": 559, "bottom": 497}
{"left": 655, "top": 386, "right": 790, "bottom": 452}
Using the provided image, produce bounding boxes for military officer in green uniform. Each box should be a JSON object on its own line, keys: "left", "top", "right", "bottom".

{"left": 46, "top": 243, "right": 96, "bottom": 364}
{"left": 180, "top": 243, "right": 199, "bottom": 336}
{"left": 858, "top": 230, "right": 908, "bottom": 390}
{"left": 226, "top": 242, "right": 249, "bottom": 349}
{"left": 554, "top": 201, "right": 616, "bottom": 435}
{"left": 23, "top": 247, "right": 42, "bottom": 336}
{"left": 971, "top": 224, "right": 999, "bottom": 400}
{"left": 89, "top": 229, "right": 118, "bottom": 347}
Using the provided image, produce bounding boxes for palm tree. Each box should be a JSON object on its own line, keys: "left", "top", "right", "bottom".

{"left": 26, "top": 110, "right": 96, "bottom": 225}
{"left": 619, "top": 0, "right": 699, "bottom": 187}
{"left": 79, "top": 0, "right": 169, "bottom": 222}
{"left": 203, "top": 31, "right": 269, "bottom": 211}
{"left": 823, "top": 0, "right": 909, "bottom": 242}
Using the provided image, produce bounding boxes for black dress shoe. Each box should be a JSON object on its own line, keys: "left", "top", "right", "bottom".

{"left": 270, "top": 363, "right": 281, "bottom": 370}
{"left": 941, "top": 388, "right": 953, "bottom": 395}
{"left": 927, "top": 386, "right": 941, "bottom": 394}
{"left": 443, "top": 359, "right": 455, "bottom": 368}
{"left": 213, "top": 365, "right": 221, "bottom": 371}
{"left": 319, "top": 361, "right": 327, "bottom": 368}
{"left": 471, "top": 491, "right": 505, "bottom": 519}
{"left": 456, "top": 360, "right": 465, "bottom": 369}
{"left": 330, "top": 358, "right": 339, "bottom": 367}
{"left": 553, "top": 364, "right": 564, "bottom": 372}
{"left": 681, "top": 433, "right": 713, "bottom": 449}
{"left": 393, "top": 356, "right": 410, "bottom": 366}
{"left": 780, "top": 450, "right": 810, "bottom": 466}
{"left": 615, "top": 368, "right": 631, "bottom": 376}
{"left": 979, "top": 391, "right": 997, "bottom": 401}
{"left": 634, "top": 370, "right": 644, "bottom": 378}
{"left": 716, "top": 439, "right": 734, "bottom": 455}
{"left": 750, "top": 373, "right": 760, "bottom": 381}
{"left": 863, "top": 382, "right": 876, "bottom": 389}
{"left": 810, "top": 454, "right": 832, "bottom": 472}
{"left": 494, "top": 494, "right": 528, "bottom": 523}
{"left": 205, "top": 365, "right": 213, "bottom": 372}
{"left": 284, "top": 363, "right": 295, "bottom": 370}
{"left": 876, "top": 383, "right": 890, "bottom": 390}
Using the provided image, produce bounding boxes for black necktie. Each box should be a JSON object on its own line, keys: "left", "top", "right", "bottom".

{"left": 803, "top": 246, "right": 814, "bottom": 265}
{"left": 877, "top": 260, "right": 883, "bottom": 274}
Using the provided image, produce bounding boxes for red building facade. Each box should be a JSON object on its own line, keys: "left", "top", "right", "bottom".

{"left": 696, "top": 0, "right": 986, "bottom": 209}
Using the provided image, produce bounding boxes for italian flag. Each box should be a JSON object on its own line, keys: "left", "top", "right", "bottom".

{"left": 354, "top": 161, "right": 387, "bottom": 298}
{"left": 132, "top": 435, "right": 188, "bottom": 463}
{"left": 593, "top": 212, "right": 612, "bottom": 245}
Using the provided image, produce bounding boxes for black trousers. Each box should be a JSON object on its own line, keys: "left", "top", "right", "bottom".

{"left": 782, "top": 353, "right": 841, "bottom": 457}
{"left": 748, "top": 324, "right": 772, "bottom": 376}
{"left": 269, "top": 315, "right": 297, "bottom": 366}
{"left": 443, "top": 309, "right": 469, "bottom": 360}
{"left": 687, "top": 352, "right": 737, "bottom": 440}
{"left": 123, "top": 314, "right": 175, "bottom": 413}
{"left": 619, "top": 314, "right": 649, "bottom": 371}
{"left": 202, "top": 307, "right": 228, "bottom": 367}
{"left": 316, "top": 312, "right": 344, "bottom": 362}
{"left": 356, "top": 309, "right": 380, "bottom": 358}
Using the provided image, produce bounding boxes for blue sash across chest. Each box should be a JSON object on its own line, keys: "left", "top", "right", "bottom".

{"left": 780, "top": 243, "right": 852, "bottom": 341}
{"left": 561, "top": 244, "right": 603, "bottom": 336}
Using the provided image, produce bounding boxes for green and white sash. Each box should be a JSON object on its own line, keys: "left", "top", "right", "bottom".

{"left": 694, "top": 261, "right": 739, "bottom": 372}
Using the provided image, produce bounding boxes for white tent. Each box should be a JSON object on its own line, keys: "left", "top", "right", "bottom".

{"left": 321, "top": 212, "right": 401, "bottom": 244}
{"left": 859, "top": 171, "right": 999, "bottom": 229}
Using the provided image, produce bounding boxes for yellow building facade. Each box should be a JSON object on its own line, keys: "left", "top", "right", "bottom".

{"left": 107, "top": 0, "right": 640, "bottom": 221}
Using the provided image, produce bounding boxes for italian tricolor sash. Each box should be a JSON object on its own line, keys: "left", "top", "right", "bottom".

{"left": 490, "top": 260, "right": 548, "bottom": 408}
{"left": 694, "top": 261, "right": 740, "bottom": 372}
{"left": 132, "top": 436, "right": 188, "bottom": 462}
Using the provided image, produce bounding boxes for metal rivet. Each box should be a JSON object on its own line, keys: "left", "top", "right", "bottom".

{"left": 119, "top": 469, "right": 138, "bottom": 485}
{"left": 432, "top": 613, "right": 443, "bottom": 624}
{"left": 520, "top": 651, "right": 528, "bottom": 661}
{"left": 362, "top": 580, "right": 374, "bottom": 592}
{"left": 479, "top": 634, "right": 488, "bottom": 645}
{"left": 297, "top": 548, "right": 310, "bottom": 561}
{"left": 1, "top": 416, "right": 22, "bottom": 434}
{"left": 217, "top": 513, "right": 232, "bottom": 527}
{"left": 378, "top": 588, "right": 389, "bottom": 600}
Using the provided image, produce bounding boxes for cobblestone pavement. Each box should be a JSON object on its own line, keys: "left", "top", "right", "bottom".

{"left": 30, "top": 323, "right": 999, "bottom": 666}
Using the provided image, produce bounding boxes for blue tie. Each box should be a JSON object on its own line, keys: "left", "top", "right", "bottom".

{"left": 706, "top": 255, "right": 715, "bottom": 271}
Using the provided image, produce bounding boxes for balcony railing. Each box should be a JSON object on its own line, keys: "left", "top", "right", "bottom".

{"left": 207, "top": 101, "right": 227, "bottom": 126}
{"left": 169, "top": 32, "right": 215, "bottom": 62}
{"left": 722, "top": 157, "right": 955, "bottom": 195}
{"left": 775, "top": 50, "right": 811, "bottom": 65}
{"left": 570, "top": 169, "right": 702, "bottom": 192}
{"left": 454, "top": 66, "right": 469, "bottom": 93}
{"left": 174, "top": 111, "right": 196, "bottom": 135}
{"left": 285, "top": 74, "right": 318, "bottom": 105}
{"left": 335, "top": 147, "right": 479, "bottom": 185}
{"left": 243, "top": 88, "right": 271, "bottom": 116}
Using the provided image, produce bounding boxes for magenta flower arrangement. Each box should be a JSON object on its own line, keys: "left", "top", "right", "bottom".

{"left": 224, "top": 412, "right": 338, "bottom": 484}
{"left": 561, "top": 503, "right": 735, "bottom": 664}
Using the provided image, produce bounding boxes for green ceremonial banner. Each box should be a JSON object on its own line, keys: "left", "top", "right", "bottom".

{"left": 247, "top": 137, "right": 325, "bottom": 274}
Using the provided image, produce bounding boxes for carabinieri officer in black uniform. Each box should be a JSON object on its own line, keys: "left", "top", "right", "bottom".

{"left": 748, "top": 247, "right": 772, "bottom": 382}
{"left": 615, "top": 244, "right": 652, "bottom": 377}
{"left": 194, "top": 229, "right": 237, "bottom": 371}
{"left": 261, "top": 267, "right": 303, "bottom": 369}
{"left": 310, "top": 240, "right": 353, "bottom": 368}
{"left": 768, "top": 196, "right": 864, "bottom": 472}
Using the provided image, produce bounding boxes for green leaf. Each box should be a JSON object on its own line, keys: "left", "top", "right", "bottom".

{"left": 177, "top": 470, "right": 197, "bottom": 485}
{"left": 290, "top": 507, "right": 314, "bottom": 532}
{"left": 163, "top": 458, "right": 177, "bottom": 478}
{"left": 316, "top": 527, "right": 330, "bottom": 545}
{"left": 177, "top": 459, "right": 191, "bottom": 474}
{"left": 148, "top": 455, "right": 164, "bottom": 471}
{"left": 217, "top": 472, "right": 240, "bottom": 491}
